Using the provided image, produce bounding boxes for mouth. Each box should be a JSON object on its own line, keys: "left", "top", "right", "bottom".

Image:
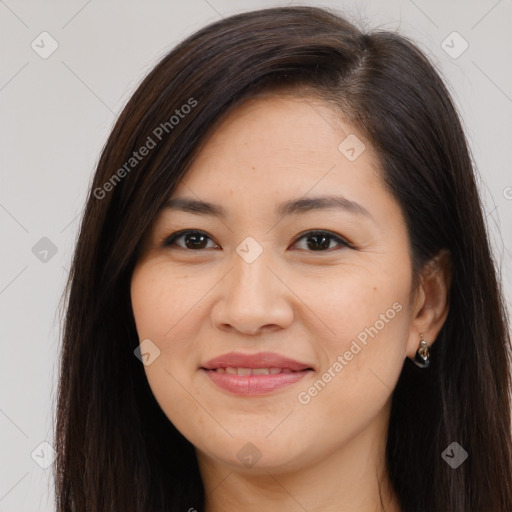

{"left": 199, "top": 352, "right": 315, "bottom": 395}
{"left": 201, "top": 366, "right": 312, "bottom": 375}
{"left": 199, "top": 367, "right": 314, "bottom": 395}
{"left": 200, "top": 351, "right": 314, "bottom": 372}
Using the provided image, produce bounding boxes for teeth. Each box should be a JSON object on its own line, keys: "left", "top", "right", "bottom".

{"left": 213, "top": 367, "right": 294, "bottom": 375}
{"left": 252, "top": 368, "right": 270, "bottom": 375}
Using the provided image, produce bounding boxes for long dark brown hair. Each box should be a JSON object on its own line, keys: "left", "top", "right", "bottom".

{"left": 55, "top": 6, "right": 512, "bottom": 511}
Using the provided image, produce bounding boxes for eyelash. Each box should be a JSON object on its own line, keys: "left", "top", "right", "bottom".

{"left": 161, "top": 229, "right": 354, "bottom": 253}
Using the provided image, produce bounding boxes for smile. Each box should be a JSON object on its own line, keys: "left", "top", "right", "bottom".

{"left": 200, "top": 367, "right": 313, "bottom": 395}
{"left": 207, "top": 367, "right": 296, "bottom": 375}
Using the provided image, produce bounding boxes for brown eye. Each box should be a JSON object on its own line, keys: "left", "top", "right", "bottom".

{"left": 292, "top": 230, "right": 351, "bottom": 252}
{"left": 163, "top": 230, "right": 218, "bottom": 250}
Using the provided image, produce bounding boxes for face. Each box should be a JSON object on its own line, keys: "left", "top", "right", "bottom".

{"left": 130, "top": 94, "right": 418, "bottom": 475}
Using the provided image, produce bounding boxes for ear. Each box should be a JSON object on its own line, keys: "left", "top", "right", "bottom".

{"left": 405, "top": 249, "right": 452, "bottom": 360}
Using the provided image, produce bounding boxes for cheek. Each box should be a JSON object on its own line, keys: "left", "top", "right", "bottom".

{"left": 130, "top": 260, "right": 215, "bottom": 373}
{"left": 301, "top": 266, "right": 411, "bottom": 398}
{"left": 131, "top": 262, "right": 200, "bottom": 340}
{"left": 289, "top": 278, "right": 410, "bottom": 451}
{"left": 130, "top": 263, "right": 200, "bottom": 395}
{"left": 130, "top": 263, "right": 211, "bottom": 442}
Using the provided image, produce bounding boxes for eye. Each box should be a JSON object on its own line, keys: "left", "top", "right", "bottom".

{"left": 162, "top": 229, "right": 353, "bottom": 252}
{"left": 162, "top": 230, "right": 219, "bottom": 250}
{"left": 291, "top": 230, "right": 352, "bottom": 252}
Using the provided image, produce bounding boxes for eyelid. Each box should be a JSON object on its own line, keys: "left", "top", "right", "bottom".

{"left": 161, "top": 229, "right": 354, "bottom": 251}
{"left": 162, "top": 229, "right": 219, "bottom": 249}
{"left": 291, "top": 229, "right": 354, "bottom": 250}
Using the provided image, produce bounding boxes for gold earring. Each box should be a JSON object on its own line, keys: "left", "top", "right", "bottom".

{"left": 412, "top": 337, "right": 430, "bottom": 368}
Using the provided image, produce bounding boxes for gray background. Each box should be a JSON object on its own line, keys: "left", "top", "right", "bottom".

{"left": 1, "top": 0, "right": 511, "bottom": 510}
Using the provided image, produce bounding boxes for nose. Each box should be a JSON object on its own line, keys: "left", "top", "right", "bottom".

{"left": 211, "top": 245, "right": 294, "bottom": 335}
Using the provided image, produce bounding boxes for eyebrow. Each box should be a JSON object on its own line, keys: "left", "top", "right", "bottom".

{"left": 164, "top": 195, "right": 372, "bottom": 219}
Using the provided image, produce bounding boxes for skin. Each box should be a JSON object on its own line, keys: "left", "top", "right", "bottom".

{"left": 130, "top": 94, "right": 451, "bottom": 512}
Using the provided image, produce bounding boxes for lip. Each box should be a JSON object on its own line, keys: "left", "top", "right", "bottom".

{"left": 200, "top": 351, "right": 314, "bottom": 371}
{"left": 200, "top": 351, "right": 314, "bottom": 396}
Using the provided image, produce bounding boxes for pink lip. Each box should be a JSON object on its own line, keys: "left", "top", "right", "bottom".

{"left": 201, "top": 351, "right": 314, "bottom": 371}
{"left": 200, "top": 351, "right": 314, "bottom": 396}
{"left": 201, "top": 369, "right": 311, "bottom": 395}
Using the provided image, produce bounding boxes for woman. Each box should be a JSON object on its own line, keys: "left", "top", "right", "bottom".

{"left": 55, "top": 6, "right": 512, "bottom": 511}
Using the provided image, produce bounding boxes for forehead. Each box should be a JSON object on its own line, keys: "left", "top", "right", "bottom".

{"left": 172, "top": 94, "right": 383, "bottom": 201}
